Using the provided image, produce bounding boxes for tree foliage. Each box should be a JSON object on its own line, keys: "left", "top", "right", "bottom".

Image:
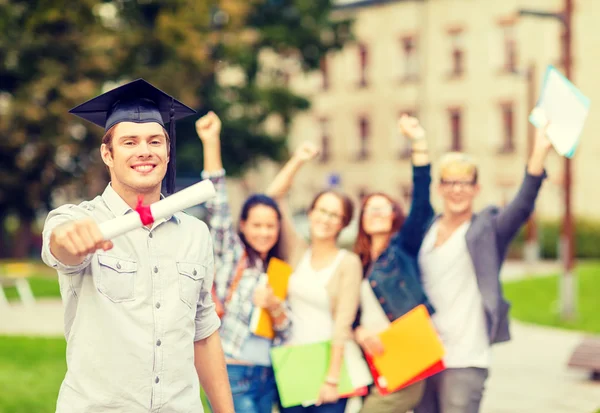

{"left": 0, "top": 0, "right": 353, "bottom": 256}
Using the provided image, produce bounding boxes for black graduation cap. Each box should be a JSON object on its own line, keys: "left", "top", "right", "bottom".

{"left": 69, "top": 78, "right": 196, "bottom": 194}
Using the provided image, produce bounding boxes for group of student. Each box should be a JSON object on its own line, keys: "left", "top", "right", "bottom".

{"left": 40, "top": 79, "right": 555, "bottom": 413}
{"left": 197, "top": 107, "right": 554, "bottom": 413}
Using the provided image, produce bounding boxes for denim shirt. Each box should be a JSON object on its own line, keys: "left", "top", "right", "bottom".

{"left": 358, "top": 164, "right": 435, "bottom": 325}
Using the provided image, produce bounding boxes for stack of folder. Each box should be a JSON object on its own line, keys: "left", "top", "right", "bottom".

{"left": 365, "top": 304, "right": 445, "bottom": 395}
{"left": 271, "top": 340, "right": 372, "bottom": 408}
{"left": 271, "top": 304, "right": 445, "bottom": 406}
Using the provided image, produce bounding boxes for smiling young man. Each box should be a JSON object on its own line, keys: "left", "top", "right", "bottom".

{"left": 414, "top": 123, "right": 554, "bottom": 413}
{"left": 41, "top": 79, "right": 234, "bottom": 413}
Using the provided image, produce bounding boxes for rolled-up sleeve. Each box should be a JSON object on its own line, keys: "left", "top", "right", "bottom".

{"left": 194, "top": 225, "right": 222, "bottom": 342}
{"left": 41, "top": 204, "right": 93, "bottom": 275}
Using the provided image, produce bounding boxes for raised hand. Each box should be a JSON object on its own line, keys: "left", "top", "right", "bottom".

{"left": 398, "top": 113, "right": 425, "bottom": 140}
{"left": 530, "top": 108, "right": 553, "bottom": 153}
{"left": 293, "top": 141, "right": 320, "bottom": 163}
{"left": 195, "top": 111, "right": 222, "bottom": 144}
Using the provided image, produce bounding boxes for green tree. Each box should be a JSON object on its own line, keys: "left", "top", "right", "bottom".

{"left": 0, "top": 0, "right": 353, "bottom": 257}
{"left": 116, "top": 0, "right": 352, "bottom": 176}
{"left": 0, "top": 0, "right": 118, "bottom": 257}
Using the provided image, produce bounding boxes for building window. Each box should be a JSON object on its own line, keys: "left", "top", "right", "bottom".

{"left": 448, "top": 108, "right": 462, "bottom": 151}
{"left": 358, "top": 43, "right": 369, "bottom": 88}
{"left": 320, "top": 55, "right": 329, "bottom": 90}
{"left": 397, "top": 110, "right": 417, "bottom": 159}
{"left": 499, "top": 104, "right": 515, "bottom": 153}
{"left": 401, "top": 36, "right": 418, "bottom": 81}
{"left": 502, "top": 24, "right": 517, "bottom": 72}
{"left": 357, "top": 116, "right": 370, "bottom": 160}
{"left": 448, "top": 29, "right": 465, "bottom": 76}
{"left": 358, "top": 187, "right": 369, "bottom": 203}
{"left": 319, "top": 117, "right": 330, "bottom": 162}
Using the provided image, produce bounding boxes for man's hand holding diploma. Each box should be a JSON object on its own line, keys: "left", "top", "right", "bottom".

{"left": 50, "top": 179, "right": 216, "bottom": 266}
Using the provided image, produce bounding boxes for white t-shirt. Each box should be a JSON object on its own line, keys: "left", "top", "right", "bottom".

{"left": 287, "top": 250, "right": 373, "bottom": 389}
{"left": 287, "top": 250, "right": 345, "bottom": 345}
{"left": 418, "top": 220, "right": 491, "bottom": 368}
{"left": 359, "top": 279, "right": 391, "bottom": 334}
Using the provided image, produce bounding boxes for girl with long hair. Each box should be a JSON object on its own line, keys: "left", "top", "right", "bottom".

{"left": 352, "top": 114, "right": 435, "bottom": 413}
{"left": 266, "top": 142, "right": 363, "bottom": 413}
{"left": 197, "top": 112, "right": 292, "bottom": 413}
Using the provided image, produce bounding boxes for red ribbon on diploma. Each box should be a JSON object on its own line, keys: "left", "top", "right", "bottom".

{"left": 135, "top": 195, "right": 155, "bottom": 226}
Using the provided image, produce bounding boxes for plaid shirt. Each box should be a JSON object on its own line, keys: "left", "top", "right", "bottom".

{"left": 201, "top": 169, "right": 292, "bottom": 359}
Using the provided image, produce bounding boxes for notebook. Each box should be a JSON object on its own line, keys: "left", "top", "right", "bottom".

{"left": 529, "top": 64, "right": 590, "bottom": 158}
{"left": 249, "top": 258, "right": 292, "bottom": 339}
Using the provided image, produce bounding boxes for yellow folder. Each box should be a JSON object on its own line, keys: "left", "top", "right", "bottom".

{"left": 371, "top": 304, "right": 445, "bottom": 391}
{"left": 250, "top": 258, "right": 292, "bottom": 339}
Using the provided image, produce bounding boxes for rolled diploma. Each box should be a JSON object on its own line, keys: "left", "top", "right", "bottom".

{"left": 98, "top": 179, "right": 216, "bottom": 240}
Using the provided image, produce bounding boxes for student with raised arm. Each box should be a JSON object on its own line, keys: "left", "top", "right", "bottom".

{"left": 41, "top": 80, "right": 233, "bottom": 413}
{"left": 351, "top": 114, "right": 435, "bottom": 413}
{"left": 266, "top": 143, "right": 363, "bottom": 413}
{"left": 414, "top": 122, "right": 554, "bottom": 413}
{"left": 196, "top": 112, "right": 292, "bottom": 413}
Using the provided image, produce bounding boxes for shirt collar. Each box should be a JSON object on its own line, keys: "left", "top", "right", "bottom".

{"left": 101, "top": 183, "right": 180, "bottom": 224}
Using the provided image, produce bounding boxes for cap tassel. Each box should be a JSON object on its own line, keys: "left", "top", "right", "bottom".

{"left": 167, "top": 98, "right": 176, "bottom": 194}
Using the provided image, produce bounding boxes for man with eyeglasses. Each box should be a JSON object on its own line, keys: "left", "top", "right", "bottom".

{"left": 414, "top": 122, "right": 555, "bottom": 413}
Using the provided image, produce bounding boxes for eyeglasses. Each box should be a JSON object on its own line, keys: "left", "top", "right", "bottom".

{"left": 440, "top": 179, "right": 475, "bottom": 190}
{"left": 315, "top": 207, "right": 343, "bottom": 222}
{"left": 363, "top": 205, "right": 393, "bottom": 216}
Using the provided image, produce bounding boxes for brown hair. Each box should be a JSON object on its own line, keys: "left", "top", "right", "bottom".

{"left": 309, "top": 190, "right": 354, "bottom": 230}
{"left": 353, "top": 192, "right": 405, "bottom": 269}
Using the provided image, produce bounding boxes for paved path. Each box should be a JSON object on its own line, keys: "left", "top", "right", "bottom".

{"left": 500, "top": 259, "right": 563, "bottom": 281}
{"left": 481, "top": 321, "right": 599, "bottom": 413}
{"left": 0, "top": 298, "right": 64, "bottom": 337}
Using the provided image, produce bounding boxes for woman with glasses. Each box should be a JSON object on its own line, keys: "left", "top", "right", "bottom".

{"left": 352, "top": 114, "right": 435, "bottom": 413}
{"left": 266, "top": 142, "right": 363, "bottom": 413}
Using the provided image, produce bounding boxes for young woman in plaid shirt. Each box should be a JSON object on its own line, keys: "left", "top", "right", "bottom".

{"left": 196, "top": 112, "right": 292, "bottom": 413}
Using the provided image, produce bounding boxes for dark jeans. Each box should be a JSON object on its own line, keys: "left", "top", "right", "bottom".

{"left": 227, "top": 364, "right": 277, "bottom": 413}
{"left": 414, "top": 368, "right": 489, "bottom": 413}
{"left": 281, "top": 398, "right": 348, "bottom": 413}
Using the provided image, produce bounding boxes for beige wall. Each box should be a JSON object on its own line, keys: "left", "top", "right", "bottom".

{"left": 227, "top": 0, "right": 599, "bottom": 230}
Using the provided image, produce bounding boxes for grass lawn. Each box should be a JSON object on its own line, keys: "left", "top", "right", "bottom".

{"left": 503, "top": 261, "right": 600, "bottom": 334}
{"left": 0, "top": 336, "right": 66, "bottom": 413}
{"left": 0, "top": 335, "right": 212, "bottom": 413}
{"left": 2, "top": 275, "right": 61, "bottom": 301}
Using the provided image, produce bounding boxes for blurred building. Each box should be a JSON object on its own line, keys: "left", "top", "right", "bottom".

{"left": 222, "top": 0, "right": 600, "bottom": 240}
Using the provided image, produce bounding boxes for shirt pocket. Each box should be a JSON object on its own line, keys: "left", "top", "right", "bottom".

{"left": 177, "top": 261, "right": 206, "bottom": 309}
{"left": 96, "top": 254, "right": 137, "bottom": 303}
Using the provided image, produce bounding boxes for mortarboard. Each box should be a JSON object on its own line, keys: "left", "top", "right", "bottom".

{"left": 69, "top": 78, "right": 196, "bottom": 194}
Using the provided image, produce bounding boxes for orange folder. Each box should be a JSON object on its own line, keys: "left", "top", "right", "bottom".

{"left": 370, "top": 304, "right": 445, "bottom": 392}
{"left": 250, "top": 258, "right": 292, "bottom": 339}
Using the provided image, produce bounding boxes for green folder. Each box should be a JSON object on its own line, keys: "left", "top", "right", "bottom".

{"left": 270, "top": 340, "right": 354, "bottom": 408}
{"left": 200, "top": 387, "right": 212, "bottom": 413}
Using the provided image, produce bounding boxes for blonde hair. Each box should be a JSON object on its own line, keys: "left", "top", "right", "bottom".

{"left": 438, "top": 152, "right": 478, "bottom": 183}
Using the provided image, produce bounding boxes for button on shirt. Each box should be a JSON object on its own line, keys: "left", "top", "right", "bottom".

{"left": 41, "top": 184, "right": 221, "bottom": 413}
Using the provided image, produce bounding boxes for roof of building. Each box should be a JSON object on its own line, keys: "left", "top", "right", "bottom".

{"left": 333, "top": 0, "right": 416, "bottom": 11}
